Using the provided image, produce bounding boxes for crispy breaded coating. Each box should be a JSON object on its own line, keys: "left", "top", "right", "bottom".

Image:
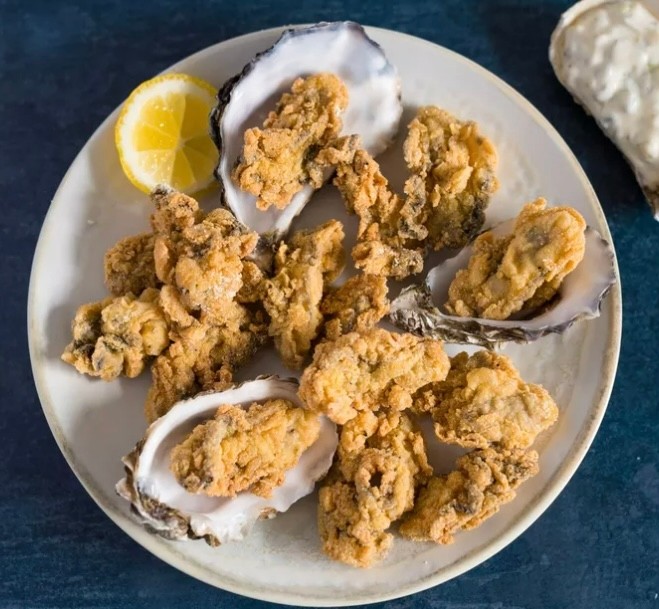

{"left": 170, "top": 399, "right": 320, "bottom": 498}
{"left": 264, "top": 220, "right": 345, "bottom": 369}
{"left": 446, "top": 198, "right": 586, "bottom": 320}
{"left": 150, "top": 186, "right": 202, "bottom": 235}
{"left": 299, "top": 328, "right": 450, "bottom": 425}
{"left": 232, "top": 74, "right": 349, "bottom": 210}
{"left": 399, "top": 448, "right": 538, "bottom": 544}
{"left": 64, "top": 187, "right": 269, "bottom": 421}
{"left": 150, "top": 189, "right": 258, "bottom": 323}
{"left": 319, "top": 107, "right": 498, "bottom": 278}
{"left": 318, "top": 411, "right": 431, "bottom": 567}
{"left": 237, "top": 261, "right": 268, "bottom": 304}
{"left": 416, "top": 351, "right": 559, "bottom": 449}
{"left": 403, "top": 106, "right": 499, "bottom": 250}
{"left": 104, "top": 233, "right": 159, "bottom": 296}
{"left": 145, "top": 304, "right": 268, "bottom": 423}
{"left": 321, "top": 274, "right": 389, "bottom": 341}
{"left": 62, "top": 288, "right": 169, "bottom": 381}
{"left": 321, "top": 136, "right": 425, "bottom": 279}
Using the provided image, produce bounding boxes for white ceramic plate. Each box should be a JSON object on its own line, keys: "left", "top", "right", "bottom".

{"left": 28, "top": 25, "right": 622, "bottom": 606}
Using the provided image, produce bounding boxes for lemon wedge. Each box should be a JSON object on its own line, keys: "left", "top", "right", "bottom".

{"left": 115, "top": 73, "right": 219, "bottom": 195}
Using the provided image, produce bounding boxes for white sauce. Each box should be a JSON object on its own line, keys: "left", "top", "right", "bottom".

{"left": 560, "top": 1, "right": 659, "bottom": 183}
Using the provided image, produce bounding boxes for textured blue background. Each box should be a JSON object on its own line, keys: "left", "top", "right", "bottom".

{"left": 2, "top": 0, "right": 658, "bottom": 607}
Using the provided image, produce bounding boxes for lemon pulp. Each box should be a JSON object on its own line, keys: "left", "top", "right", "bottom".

{"left": 115, "top": 73, "right": 219, "bottom": 195}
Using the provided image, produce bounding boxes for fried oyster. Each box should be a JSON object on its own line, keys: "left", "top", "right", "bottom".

{"left": 446, "top": 198, "right": 587, "bottom": 320}
{"left": 299, "top": 328, "right": 450, "bottom": 425}
{"left": 170, "top": 398, "right": 321, "bottom": 498}
{"left": 322, "top": 106, "right": 498, "bottom": 279}
{"left": 232, "top": 73, "right": 349, "bottom": 211}
{"left": 319, "top": 135, "right": 426, "bottom": 279}
{"left": 318, "top": 411, "right": 431, "bottom": 567}
{"left": 399, "top": 448, "right": 539, "bottom": 544}
{"left": 321, "top": 273, "right": 389, "bottom": 341}
{"left": 63, "top": 186, "right": 270, "bottom": 425}
{"left": 151, "top": 187, "right": 259, "bottom": 324}
{"left": 132, "top": 188, "right": 270, "bottom": 422}
{"left": 145, "top": 303, "right": 267, "bottom": 423}
{"left": 417, "top": 351, "right": 559, "bottom": 450}
{"left": 61, "top": 288, "right": 169, "bottom": 381}
{"left": 403, "top": 106, "right": 499, "bottom": 250}
{"left": 264, "top": 219, "right": 345, "bottom": 369}
{"left": 104, "top": 233, "right": 159, "bottom": 297}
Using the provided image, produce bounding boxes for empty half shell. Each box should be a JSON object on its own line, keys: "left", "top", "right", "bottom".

{"left": 116, "top": 376, "right": 338, "bottom": 545}
{"left": 550, "top": 0, "right": 659, "bottom": 217}
{"left": 389, "top": 219, "right": 616, "bottom": 347}
{"left": 210, "top": 21, "right": 402, "bottom": 240}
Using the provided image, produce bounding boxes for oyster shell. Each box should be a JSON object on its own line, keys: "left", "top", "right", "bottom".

{"left": 389, "top": 219, "right": 616, "bottom": 347}
{"left": 549, "top": 0, "right": 659, "bottom": 217}
{"left": 116, "top": 376, "right": 337, "bottom": 545}
{"left": 210, "top": 21, "right": 402, "bottom": 240}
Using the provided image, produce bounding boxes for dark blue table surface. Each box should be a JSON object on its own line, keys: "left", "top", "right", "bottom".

{"left": 2, "top": 0, "right": 658, "bottom": 607}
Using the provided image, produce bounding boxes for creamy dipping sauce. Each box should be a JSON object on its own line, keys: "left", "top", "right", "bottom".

{"left": 559, "top": 0, "right": 659, "bottom": 183}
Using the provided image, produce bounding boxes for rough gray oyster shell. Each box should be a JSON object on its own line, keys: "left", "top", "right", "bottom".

{"left": 389, "top": 219, "right": 616, "bottom": 347}
{"left": 210, "top": 21, "right": 402, "bottom": 243}
{"left": 116, "top": 376, "right": 337, "bottom": 545}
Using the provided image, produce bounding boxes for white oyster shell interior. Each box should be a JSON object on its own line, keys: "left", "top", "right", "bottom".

{"left": 120, "top": 377, "right": 337, "bottom": 544}
{"left": 215, "top": 22, "right": 401, "bottom": 236}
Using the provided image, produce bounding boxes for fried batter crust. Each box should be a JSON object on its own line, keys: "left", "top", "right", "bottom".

{"left": 61, "top": 288, "right": 169, "bottom": 381}
{"left": 144, "top": 303, "right": 268, "bottom": 423}
{"left": 321, "top": 273, "right": 389, "bottom": 341}
{"left": 63, "top": 188, "right": 269, "bottom": 421}
{"left": 264, "top": 220, "right": 345, "bottom": 369}
{"left": 170, "top": 399, "right": 320, "bottom": 498}
{"left": 237, "top": 261, "right": 267, "bottom": 304}
{"left": 318, "top": 107, "right": 498, "bottom": 278}
{"left": 403, "top": 106, "right": 499, "bottom": 250}
{"left": 318, "top": 411, "right": 431, "bottom": 567}
{"left": 446, "top": 198, "right": 587, "bottom": 320}
{"left": 399, "top": 448, "right": 538, "bottom": 544}
{"left": 416, "top": 351, "right": 559, "bottom": 450}
{"left": 299, "top": 328, "right": 450, "bottom": 425}
{"left": 320, "top": 136, "right": 425, "bottom": 279}
{"left": 104, "top": 233, "right": 159, "bottom": 296}
{"left": 151, "top": 190, "right": 258, "bottom": 324}
{"left": 232, "top": 74, "right": 349, "bottom": 210}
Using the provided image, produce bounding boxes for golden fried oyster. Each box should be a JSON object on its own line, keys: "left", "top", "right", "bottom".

{"left": 320, "top": 135, "right": 426, "bottom": 279}
{"left": 321, "top": 273, "right": 389, "bottom": 341}
{"left": 399, "top": 448, "right": 538, "bottom": 544}
{"left": 417, "top": 351, "right": 559, "bottom": 450}
{"left": 446, "top": 198, "right": 587, "bottom": 320}
{"left": 63, "top": 187, "right": 269, "bottom": 422}
{"left": 232, "top": 73, "right": 349, "bottom": 210}
{"left": 145, "top": 303, "right": 268, "bottom": 423}
{"left": 299, "top": 328, "right": 450, "bottom": 425}
{"left": 150, "top": 187, "right": 259, "bottom": 324}
{"left": 264, "top": 219, "right": 345, "bottom": 369}
{"left": 237, "top": 260, "right": 267, "bottom": 304}
{"left": 318, "top": 411, "right": 431, "bottom": 567}
{"left": 321, "top": 107, "right": 498, "bottom": 279}
{"left": 403, "top": 106, "right": 499, "bottom": 250}
{"left": 104, "top": 233, "right": 159, "bottom": 297}
{"left": 62, "top": 288, "right": 169, "bottom": 381}
{"left": 170, "top": 399, "right": 320, "bottom": 498}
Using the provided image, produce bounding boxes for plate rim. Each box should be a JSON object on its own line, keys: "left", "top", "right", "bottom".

{"left": 28, "top": 23, "right": 623, "bottom": 607}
